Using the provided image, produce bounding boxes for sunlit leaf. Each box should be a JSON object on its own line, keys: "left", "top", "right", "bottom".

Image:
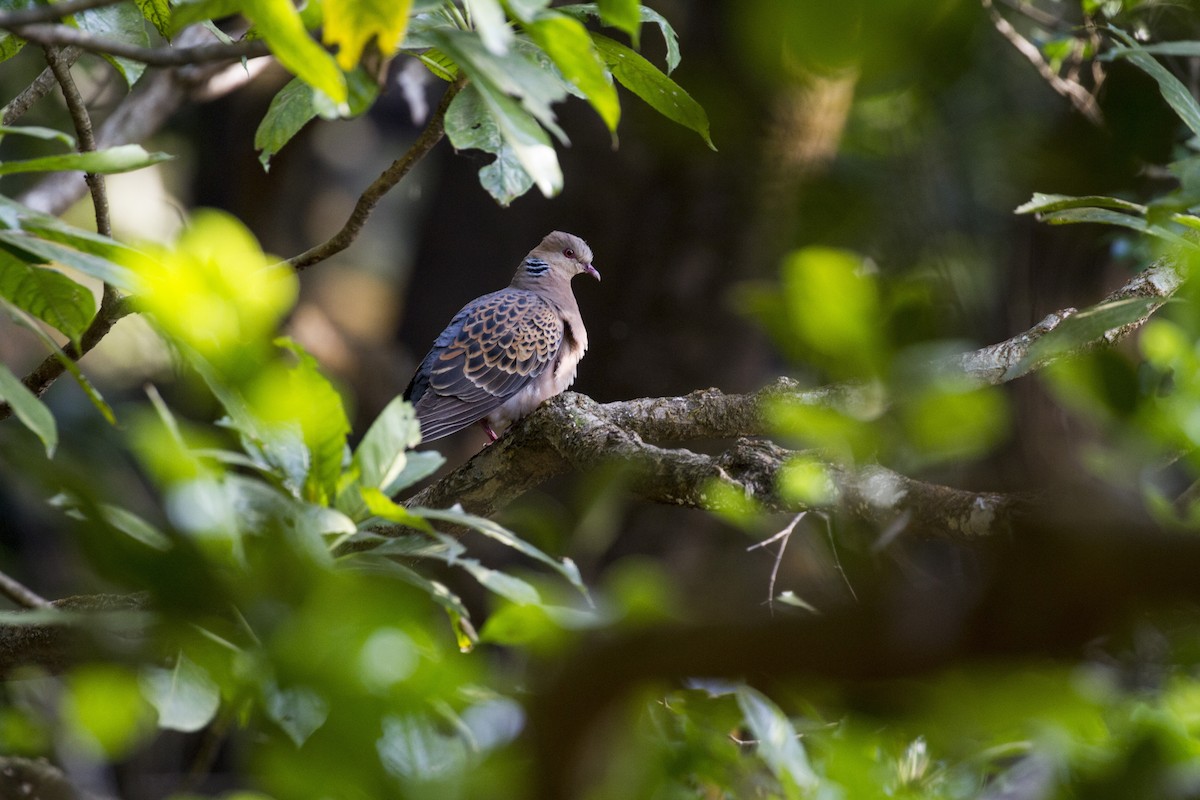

{"left": 464, "top": 0, "right": 511, "bottom": 55}
{"left": 597, "top": 0, "right": 640, "bottom": 47}
{"left": 322, "top": 0, "right": 413, "bottom": 69}
{"left": 0, "top": 144, "right": 172, "bottom": 176}
{"left": 141, "top": 653, "right": 221, "bottom": 732}
{"left": 168, "top": 0, "right": 243, "bottom": 34}
{"left": 526, "top": 12, "right": 620, "bottom": 132}
{"left": 591, "top": 33, "right": 713, "bottom": 149}
{"left": 777, "top": 454, "right": 837, "bottom": 506}
{"left": 64, "top": 665, "right": 156, "bottom": 758}
{"left": 0, "top": 230, "right": 137, "bottom": 290}
{"left": 0, "top": 362, "right": 56, "bottom": 457}
{"left": 352, "top": 396, "right": 423, "bottom": 493}
{"left": 133, "top": 0, "right": 172, "bottom": 38}
{"left": 1015, "top": 192, "right": 1147, "bottom": 215}
{"left": 360, "top": 486, "right": 434, "bottom": 532}
{"left": 0, "top": 125, "right": 75, "bottom": 147}
{"left": 243, "top": 0, "right": 348, "bottom": 105}
{"left": 901, "top": 384, "right": 1011, "bottom": 461}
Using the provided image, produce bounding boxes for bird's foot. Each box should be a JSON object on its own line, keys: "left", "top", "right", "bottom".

{"left": 481, "top": 420, "right": 499, "bottom": 442}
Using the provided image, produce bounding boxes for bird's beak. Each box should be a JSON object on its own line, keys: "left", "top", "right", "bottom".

{"left": 584, "top": 264, "right": 601, "bottom": 281}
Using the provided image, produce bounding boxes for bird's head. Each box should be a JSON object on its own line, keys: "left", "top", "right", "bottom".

{"left": 514, "top": 231, "right": 601, "bottom": 288}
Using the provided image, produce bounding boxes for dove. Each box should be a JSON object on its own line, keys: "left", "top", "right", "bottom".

{"left": 403, "top": 231, "right": 600, "bottom": 443}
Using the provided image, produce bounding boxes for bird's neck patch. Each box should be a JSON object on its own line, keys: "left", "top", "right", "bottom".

{"left": 522, "top": 257, "right": 550, "bottom": 277}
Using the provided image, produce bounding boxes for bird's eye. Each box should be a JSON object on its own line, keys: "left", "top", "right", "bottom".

{"left": 564, "top": 248, "right": 575, "bottom": 258}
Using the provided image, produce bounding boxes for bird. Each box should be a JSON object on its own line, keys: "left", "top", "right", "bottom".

{"left": 403, "top": 231, "right": 601, "bottom": 443}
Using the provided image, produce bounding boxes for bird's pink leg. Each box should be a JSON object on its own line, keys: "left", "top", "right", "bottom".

{"left": 480, "top": 419, "right": 499, "bottom": 442}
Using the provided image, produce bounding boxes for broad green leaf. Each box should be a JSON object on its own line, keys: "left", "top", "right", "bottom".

{"left": 0, "top": 126, "right": 75, "bottom": 147}
{"left": 383, "top": 450, "right": 444, "bottom": 495}
{"left": 243, "top": 0, "right": 348, "bottom": 105}
{"left": 350, "top": 555, "right": 475, "bottom": 649}
{"left": 72, "top": 3, "right": 149, "bottom": 86}
{"left": 0, "top": 255, "right": 96, "bottom": 344}
{"left": 352, "top": 396, "right": 423, "bottom": 490}
{"left": 0, "top": 144, "right": 171, "bottom": 176}
{"left": 597, "top": 0, "right": 640, "bottom": 47}
{"left": 0, "top": 299, "right": 115, "bottom": 424}
{"left": 460, "top": 78, "right": 561, "bottom": 198}
{"left": 0, "top": 195, "right": 140, "bottom": 266}
{"left": 1107, "top": 27, "right": 1200, "bottom": 140}
{"left": 0, "top": 30, "right": 26, "bottom": 65}
{"left": 264, "top": 682, "right": 329, "bottom": 746}
{"left": 464, "top": 0, "right": 511, "bottom": 55}
{"left": 322, "top": 0, "right": 413, "bottom": 69}
{"left": 1015, "top": 192, "right": 1147, "bottom": 215}
{"left": 0, "top": 230, "right": 137, "bottom": 290}
{"left": 526, "top": 13, "right": 620, "bottom": 132}
{"left": 134, "top": 0, "right": 173, "bottom": 38}
{"left": 360, "top": 486, "right": 434, "bottom": 532}
{"left": 591, "top": 33, "right": 714, "bottom": 149}
{"left": 255, "top": 69, "right": 380, "bottom": 168}
{"left": 0, "top": 361, "right": 57, "bottom": 457}
{"left": 735, "top": 686, "right": 817, "bottom": 791}
{"left": 225, "top": 474, "right": 349, "bottom": 565}
{"left": 168, "top": 0, "right": 243, "bottom": 34}
{"left": 458, "top": 561, "right": 541, "bottom": 605}
{"left": 363, "top": 533, "right": 465, "bottom": 560}
{"left": 504, "top": 0, "right": 550, "bottom": 22}
{"left": 561, "top": 3, "right": 680, "bottom": 71}
{"left": 140, "top": 653, "right": 221, "bottom": 733}
{"left": 98, "top": 503, "right": 171, "bottom": 550}
{"left": 413, "top": 505, "right": 587, "bottom": 595}
{"left": 1010, "top": 296, "right": 1165, "bottom": 379}
{"left": 445, "top": 82, "right": 536, "bottom": 205}
{"left": 377, "top": 715, "right": 469, "bottom": 781}
{"left": 64, "top": 665, "right": 155, "bottom": 758}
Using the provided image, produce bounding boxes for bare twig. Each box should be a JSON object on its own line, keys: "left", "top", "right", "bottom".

{"left": 1, "top": 46, "right": 81, "bottom": 125}
{"left": 748, "top": 512, "right": 804, "bottom": 612}
{"left": 0, "top": 0, "right": 122, "bottom": 27}
{"left": 982, "top": 0, "right": 1103, "bottom": 125}
{"left": 10, "top": 23, "right": 269, "bottom": 66}
{"left": 0, "top": 568, "right": 52, "bottom": 610}
{"left": 287, "top": 75, "right": 468, "bottom": 271}
{"left": 43, "top": 45, "right": 110, "bottom": 236}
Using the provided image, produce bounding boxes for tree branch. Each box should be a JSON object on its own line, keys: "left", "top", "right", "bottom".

{"left": 0, "top": 0, "right": 122, "bottom": 27}
{"left": 0, "top": 568, "right": 51, "bottom": 610}
{"left": 1, "top": 46, "right": 80, "bottom": 125}
{"left": 401, "top": 261, "right": 1184, "bottom": 533}
{"left": 287, "top": 75, "right": 468, "bottom": 271}
{"left": 9, "top": 23, "right": 269, "bottom": 66}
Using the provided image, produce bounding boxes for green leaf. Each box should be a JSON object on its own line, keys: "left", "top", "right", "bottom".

{"left": 464, "top": 0, "right": 512, "bottom": 55}
{"left": 352, "top": 396, "right": 423, "bottom": 491}
{"left": 0, "top": 230, "right": 137, "bottom": 290}
{"left": 596, "top": 0, "right": 640, "bottom": 47}
{"left": 243, "top": 0, "right": 348, "bottom": 106}
{"left": 0, "top": 194, "right": 140, "bottom": 266}
{"left": 591, "top": 33, "right": 714, "bottom": 149}
{"left": 350, "top": 556, "right": 475, "bottom": 648}
{"left": 72, "top": 2, "right": 149, "bottom": 86}
{"left": 169, "top": 0, "right": 243, "bottom": 35}
{"left": 445, "top": 82, "right": 536, "bottom": 205}
{"left": 0, "top": 125, "right": 76, "bottom": 147}
{"left": 1010, "top": 296, "right": 1165, "bottom": 379}
{"left": 458, "top": 561, "right": 541, "bottom": 604}
{"left": 255, "top": 69, "right": 380, "bottom": 168}
{"left": 412, "top": 505, "right": 588, "bottom": 596}
{"left": 0, "top": 299, "right": 114, "bottom": 425}
{"left": 1107, "top": 27, "right": 1200, "bottom": 140}
{"left": 1015, "top": 192, "right": 1147, "bottom": 215}
{"left": 360, "top": 486, "right": 434, "bottom": 532}
{"left": 225, "top": 475, "right": 348, "bottom": 565}
{"left": 504, "top": 0, "right": 551, "bottom": 22}
{"left": 735, "top": 686, "right": 817, "bottom": 792}
{"left": 0, "top": 144, "right": 172, "bottom": 176}
{"left": 134, "top": 0, "right": 173, "bottom": 38}
{"left": 0, "top": 254, "right": 96, "bottom": 344}
{"left": 322, "top": 0, "right": 413, "bottom": 69}
{"left": 264, "top": 682, "right": 329, "bottom": 747}
{"left": 140, "top": 653, "right": 221, "bottom": 733}
{"left": 0, "top": 361, "right": 57, "bottom": 457}
{"left": 560, "top": 3, "right": 680, "bottom": 71}
{"left": 526, "top": 13, "right": 620, "bottom": 132}
{"left": 0, "top": 30, "right": 26, "bottom": 65}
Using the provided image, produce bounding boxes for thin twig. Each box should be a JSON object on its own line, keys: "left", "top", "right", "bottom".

{"left": 748, "top": 512, "right": 804, "bottom": 614}
{"left": 10, "top": 23, "right": 269, "bottom": 66}
{"left": 0, "top": 0, "right": 122, "bottom": 27}
{"left": 0, "top": 568, "right": 52, "bottom": 610}
{"left": 982, "top": 0, "right": 1103, "bottom": 125}
{"left": 43, "top": 45, "right": 110, "bottom": 236}
{"left": 287, "top": 75, "right": 468, "bottom": 271}
{"left": 1, "top": 46, "right": 81, "bottom": 125}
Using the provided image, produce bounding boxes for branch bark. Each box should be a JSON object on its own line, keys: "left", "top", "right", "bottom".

{"left": 401, "top": 261, "right": 1184, "bottom": 535}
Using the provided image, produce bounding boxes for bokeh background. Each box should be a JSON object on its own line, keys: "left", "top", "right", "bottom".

{"left": 2, "top": 0, "right": 1193, "bottom": 618}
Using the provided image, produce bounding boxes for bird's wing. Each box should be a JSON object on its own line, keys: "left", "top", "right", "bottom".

{"left": 405, "top": 289, "right": 564, "bottom": 441}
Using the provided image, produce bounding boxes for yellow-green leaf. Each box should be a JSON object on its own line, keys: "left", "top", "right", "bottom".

{"left": 322, "top": 0, "right": 413, "bottom": 70}
{"left": 243, "top": 0, "right": 347, "bottom": 105}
